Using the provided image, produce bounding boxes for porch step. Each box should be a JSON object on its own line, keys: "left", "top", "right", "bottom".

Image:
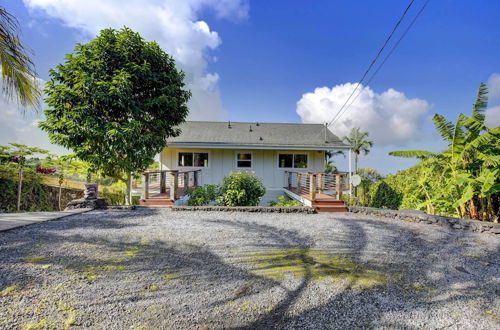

{"left": 139, "top": 198, "right": 174, "bottom": 208}
{"left": 312, "top": 199, "right": 345, "bottom": 206}
{"left": 315, "top": 205, "right": 349, "bottom": 212}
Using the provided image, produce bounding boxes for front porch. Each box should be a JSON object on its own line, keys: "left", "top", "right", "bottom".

{"left": 139, "top": 169, "right": 201, "bottom": 207}
{"left": 283, "top": 171, "right": 350, "bottom": 212}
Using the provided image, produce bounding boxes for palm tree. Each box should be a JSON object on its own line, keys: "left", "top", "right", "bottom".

{"left": 0, "top": 6, "right": 40, "bottom": 111}
{"left": 342, "top": 127, "right": 373, "bottom": 173}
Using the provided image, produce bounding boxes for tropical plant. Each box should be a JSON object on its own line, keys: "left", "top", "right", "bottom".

{"left": 187, "top": 184, "right": 220, "bottom": 206}
{"left": 342, "top": 127, "right": 373, "bottom": 172}
{"left": 39, "top": 27, "right": 191, "bottom": 205}
{"left": 389, "top": 83, "right": 500, "bottom": 221}
{"left": 269, "top": 195, "right": 302, "bottom": 207}
{"left": 0, "top": 143, "right": 48, "bottom": 211}
{"left": 0, "top": 7, "right": 40, "bottom": 111}
{"left": 217, "top": 171, "right": 266, "bottom": 207}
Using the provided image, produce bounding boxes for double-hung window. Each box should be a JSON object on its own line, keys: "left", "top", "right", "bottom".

{"left": 278, "top": 153, "right": 308, "bottom": 169}
{"left": 236, "top": 153, "right": 252, "bottom": 168}
{"left": 178, "top": 152, "right": 208, "bottom": 167}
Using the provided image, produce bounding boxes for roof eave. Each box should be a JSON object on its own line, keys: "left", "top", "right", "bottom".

{"left": 166, "top": 142, "right": 350, "bottom": 150}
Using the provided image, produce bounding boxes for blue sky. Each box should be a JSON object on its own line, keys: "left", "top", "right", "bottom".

{"left": 2, "top": 0, "right": 499, "bottom": 174}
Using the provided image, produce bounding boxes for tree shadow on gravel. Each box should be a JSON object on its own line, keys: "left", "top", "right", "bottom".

{"left": 206, "top": 215, "right": 499, "bottom": 329}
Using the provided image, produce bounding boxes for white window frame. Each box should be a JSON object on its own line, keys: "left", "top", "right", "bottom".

{"left": 277, "top": 152, "right": 309, "bottom": 169}
{"left": 177, "top": 151, "right": 210, "bottom": 168}
{"left": 235, "top": 151, "right": 253, "bottom": 169}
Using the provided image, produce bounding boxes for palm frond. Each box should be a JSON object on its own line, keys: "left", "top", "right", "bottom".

{"left": 471, "top": 82, "right": 487, "bottom": 123}
{"left": 0, "top": 7, "right": 40, "bottom": 112}
{"left": 432, "top": 114, "right": 453, "bottom": 142}
{"left": 389, "top": 150, "right": 436, "bottom": 159}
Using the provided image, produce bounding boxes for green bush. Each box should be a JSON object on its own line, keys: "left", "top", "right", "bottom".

{"left": 369, "top": 181, "right": 402, "bottom": 209}
{"left": 269, "top": 195, "right": 302, "bottom": 207}
{"left": 217, "top": 172, "right": 266, "bottom": 206}
{"left": 187, "top": 184, "right": 220, "bottom": 206}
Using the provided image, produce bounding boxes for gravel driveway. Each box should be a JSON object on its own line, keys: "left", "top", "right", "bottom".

{"left": 0, "top": 209, "right": 499, "bottom": 329}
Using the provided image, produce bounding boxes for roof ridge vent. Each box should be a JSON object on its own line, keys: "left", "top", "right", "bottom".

{"left": 256, "top": 122, "right": 260, "bottom": 126}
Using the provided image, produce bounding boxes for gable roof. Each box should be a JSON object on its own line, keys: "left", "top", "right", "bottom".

{"left": 167, "top": 121, "right": 349, "bottom": 150}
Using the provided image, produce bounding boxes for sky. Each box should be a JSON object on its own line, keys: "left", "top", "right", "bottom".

{"left": 1, "top": 0, "right": 500, "bottom": 174}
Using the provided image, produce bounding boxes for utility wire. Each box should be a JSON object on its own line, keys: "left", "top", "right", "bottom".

{"left": 324, "top": 0, "right": 416, "bottom": 129}
{"left": 330, "top": 0, "right": 431, "bottom": 126}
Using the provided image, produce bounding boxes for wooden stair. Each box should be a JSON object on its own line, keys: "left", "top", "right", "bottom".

{"left": 312, "top": 198, "right": 348, "bottom": 213}
{"left": 139, "top": 193, "right": 174, "bottom": 208}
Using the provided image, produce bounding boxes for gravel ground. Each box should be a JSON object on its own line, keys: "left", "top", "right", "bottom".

{"left": 0, "top": 209, "right": 499, "bottom": 329}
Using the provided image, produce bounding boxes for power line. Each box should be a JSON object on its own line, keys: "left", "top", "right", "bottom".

{"left": 330, "top": 0, "right": 431, "bottom": 126}
{"left": 324, "top": 0, "right": 416, "bottom": 129}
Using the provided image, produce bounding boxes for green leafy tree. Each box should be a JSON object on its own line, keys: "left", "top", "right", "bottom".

{"left": 0, "top": 143, "right": 48, "bottom": 211}
{"left": 342, "top": 128, "right": 373, "bottom": 172}
{"left": 389, "top": 83, "right": 500, "bottom": 221}
{"left": 0, "top": 7, "right": 40, "bottom": 111}
{"left": 39, "top": 27, "right": 191, "bottom": 204}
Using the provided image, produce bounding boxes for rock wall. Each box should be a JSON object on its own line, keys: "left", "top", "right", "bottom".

{"left": 172, "top": 206, "right": 315, "bottom": 213}
{"left": 349, "top": 206, "right": 500, "bottom": 235}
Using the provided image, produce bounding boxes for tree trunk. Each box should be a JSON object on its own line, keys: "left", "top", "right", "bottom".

{"left": 125, "top": 172, "right": 133, "bottom": 206}
{"left": 17, "top": 168, "right": 23, "bottom": 211}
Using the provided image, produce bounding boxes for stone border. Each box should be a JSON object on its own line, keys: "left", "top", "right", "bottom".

{"left": 171, "top": 206, "right": 315, "bottom": 213}
{"left": 349, "top": 206, "right": 500, "bottom": 235}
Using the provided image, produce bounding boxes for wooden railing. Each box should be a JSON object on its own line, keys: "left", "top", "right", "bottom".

{"left": 141, "top": 169, "right": 202, "bottom": 200}
{"left": 285, "top": 171, "right": 350, "bottom": 201}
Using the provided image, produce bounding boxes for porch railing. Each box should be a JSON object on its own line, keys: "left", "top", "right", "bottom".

{"left": 285, "top": 171, "right": 350, "bottom": 201}
{"left": 140, "top": 169, "right": 202, "bottom": 200}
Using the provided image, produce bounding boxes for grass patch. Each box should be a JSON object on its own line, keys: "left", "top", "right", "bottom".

{"left": 245, "top": 248, "right": 387, "bottom": 289}
{"left": 21, "top": 256, "right": 46, "bottom": 264}
{"left": 1, "top": 284, "right": 18, "bottom": 297}
{"left": 163, "top": 273, "right": 181, "bottom": 281}
{"left": 125, "top": 246, "right": 140, "bottom": 257}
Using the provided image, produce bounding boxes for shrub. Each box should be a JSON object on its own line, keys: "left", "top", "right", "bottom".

{"left": 217, "top": 172, "right": 266, "bottom": 206}
{"left": 269, "top": 195, "right": 302, "bottom": 207}
{"left": 187, "top": 184, "right": 220, "bottom": 206}
{"left": 369, "top": 181, "right": 402, "bottom": 209}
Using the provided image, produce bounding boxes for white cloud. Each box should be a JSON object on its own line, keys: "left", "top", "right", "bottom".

{"left": 296, "top": 83, "right": 431, "bottom": 145}
{"left": 23, "top": 0, "right": 249, "bottom": 120}
{"left": 485, "top": 106, "right": 500, "bottom": 128}
{"left": 487, "top": 73, "right": 500, "bottom": 100}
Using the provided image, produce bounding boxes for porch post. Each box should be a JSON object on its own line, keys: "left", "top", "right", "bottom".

{"left": 160, "top": 171, "right": 166, "bottom": 194}
{"left": 335, "top": 173, "right": 341, "bottom": 200}
{"left": 184, "top": 172, "right": 189, "bottom": 189}
{"left": 193, "top": 170, "right": 199, "bottom": 187}
{"left": 143, "top": 173, "right": 149, "bottom": 199}
{"left": 348, "top": 148, "right": 352, "bottom": 195}
{"left": 169, "top": 171, "right": 178, "bottom": 200}
{"left": 287, "top": 171, "right": 291, "bottom": 189}
{"left": 310, "top": 174, "right": 316, "bottom": 201}
{"left": 317, "top": 173, "right": 323, "bottom": 194}
{"left": 297, "top": 173, "right": 302, "bottom": 195}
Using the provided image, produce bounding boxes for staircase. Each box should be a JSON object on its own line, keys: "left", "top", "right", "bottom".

{"left": 312, "top": 198, "right": 348, "bottom": 213}
{"left": 139, "top": 193, "right": 174, "bottom": 208}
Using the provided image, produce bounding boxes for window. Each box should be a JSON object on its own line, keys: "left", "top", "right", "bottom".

{"left": 278, "top": 153, "right": 308, "bottom": 168}
{"left": 236, "top": 153, "right": 252, "bottom": 168}
{"left": 178, "top": 152, "right": 208, "bottom": 167}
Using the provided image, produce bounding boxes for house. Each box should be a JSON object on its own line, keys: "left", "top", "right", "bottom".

{"left": 141, "top": 121, "right": 352, "bottom": 211}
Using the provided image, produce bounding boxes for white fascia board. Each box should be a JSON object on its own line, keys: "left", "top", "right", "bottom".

{"left": 166, "top": 143, "right": 350, "bottom": 151}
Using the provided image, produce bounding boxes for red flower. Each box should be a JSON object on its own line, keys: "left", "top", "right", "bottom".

{"left": 36, "top": 167, "right": 57, "bottom": 174}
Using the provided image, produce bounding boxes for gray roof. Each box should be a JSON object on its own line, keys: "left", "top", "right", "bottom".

{"left": 167, "top": 121, "right": 348, "bottom": 150}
